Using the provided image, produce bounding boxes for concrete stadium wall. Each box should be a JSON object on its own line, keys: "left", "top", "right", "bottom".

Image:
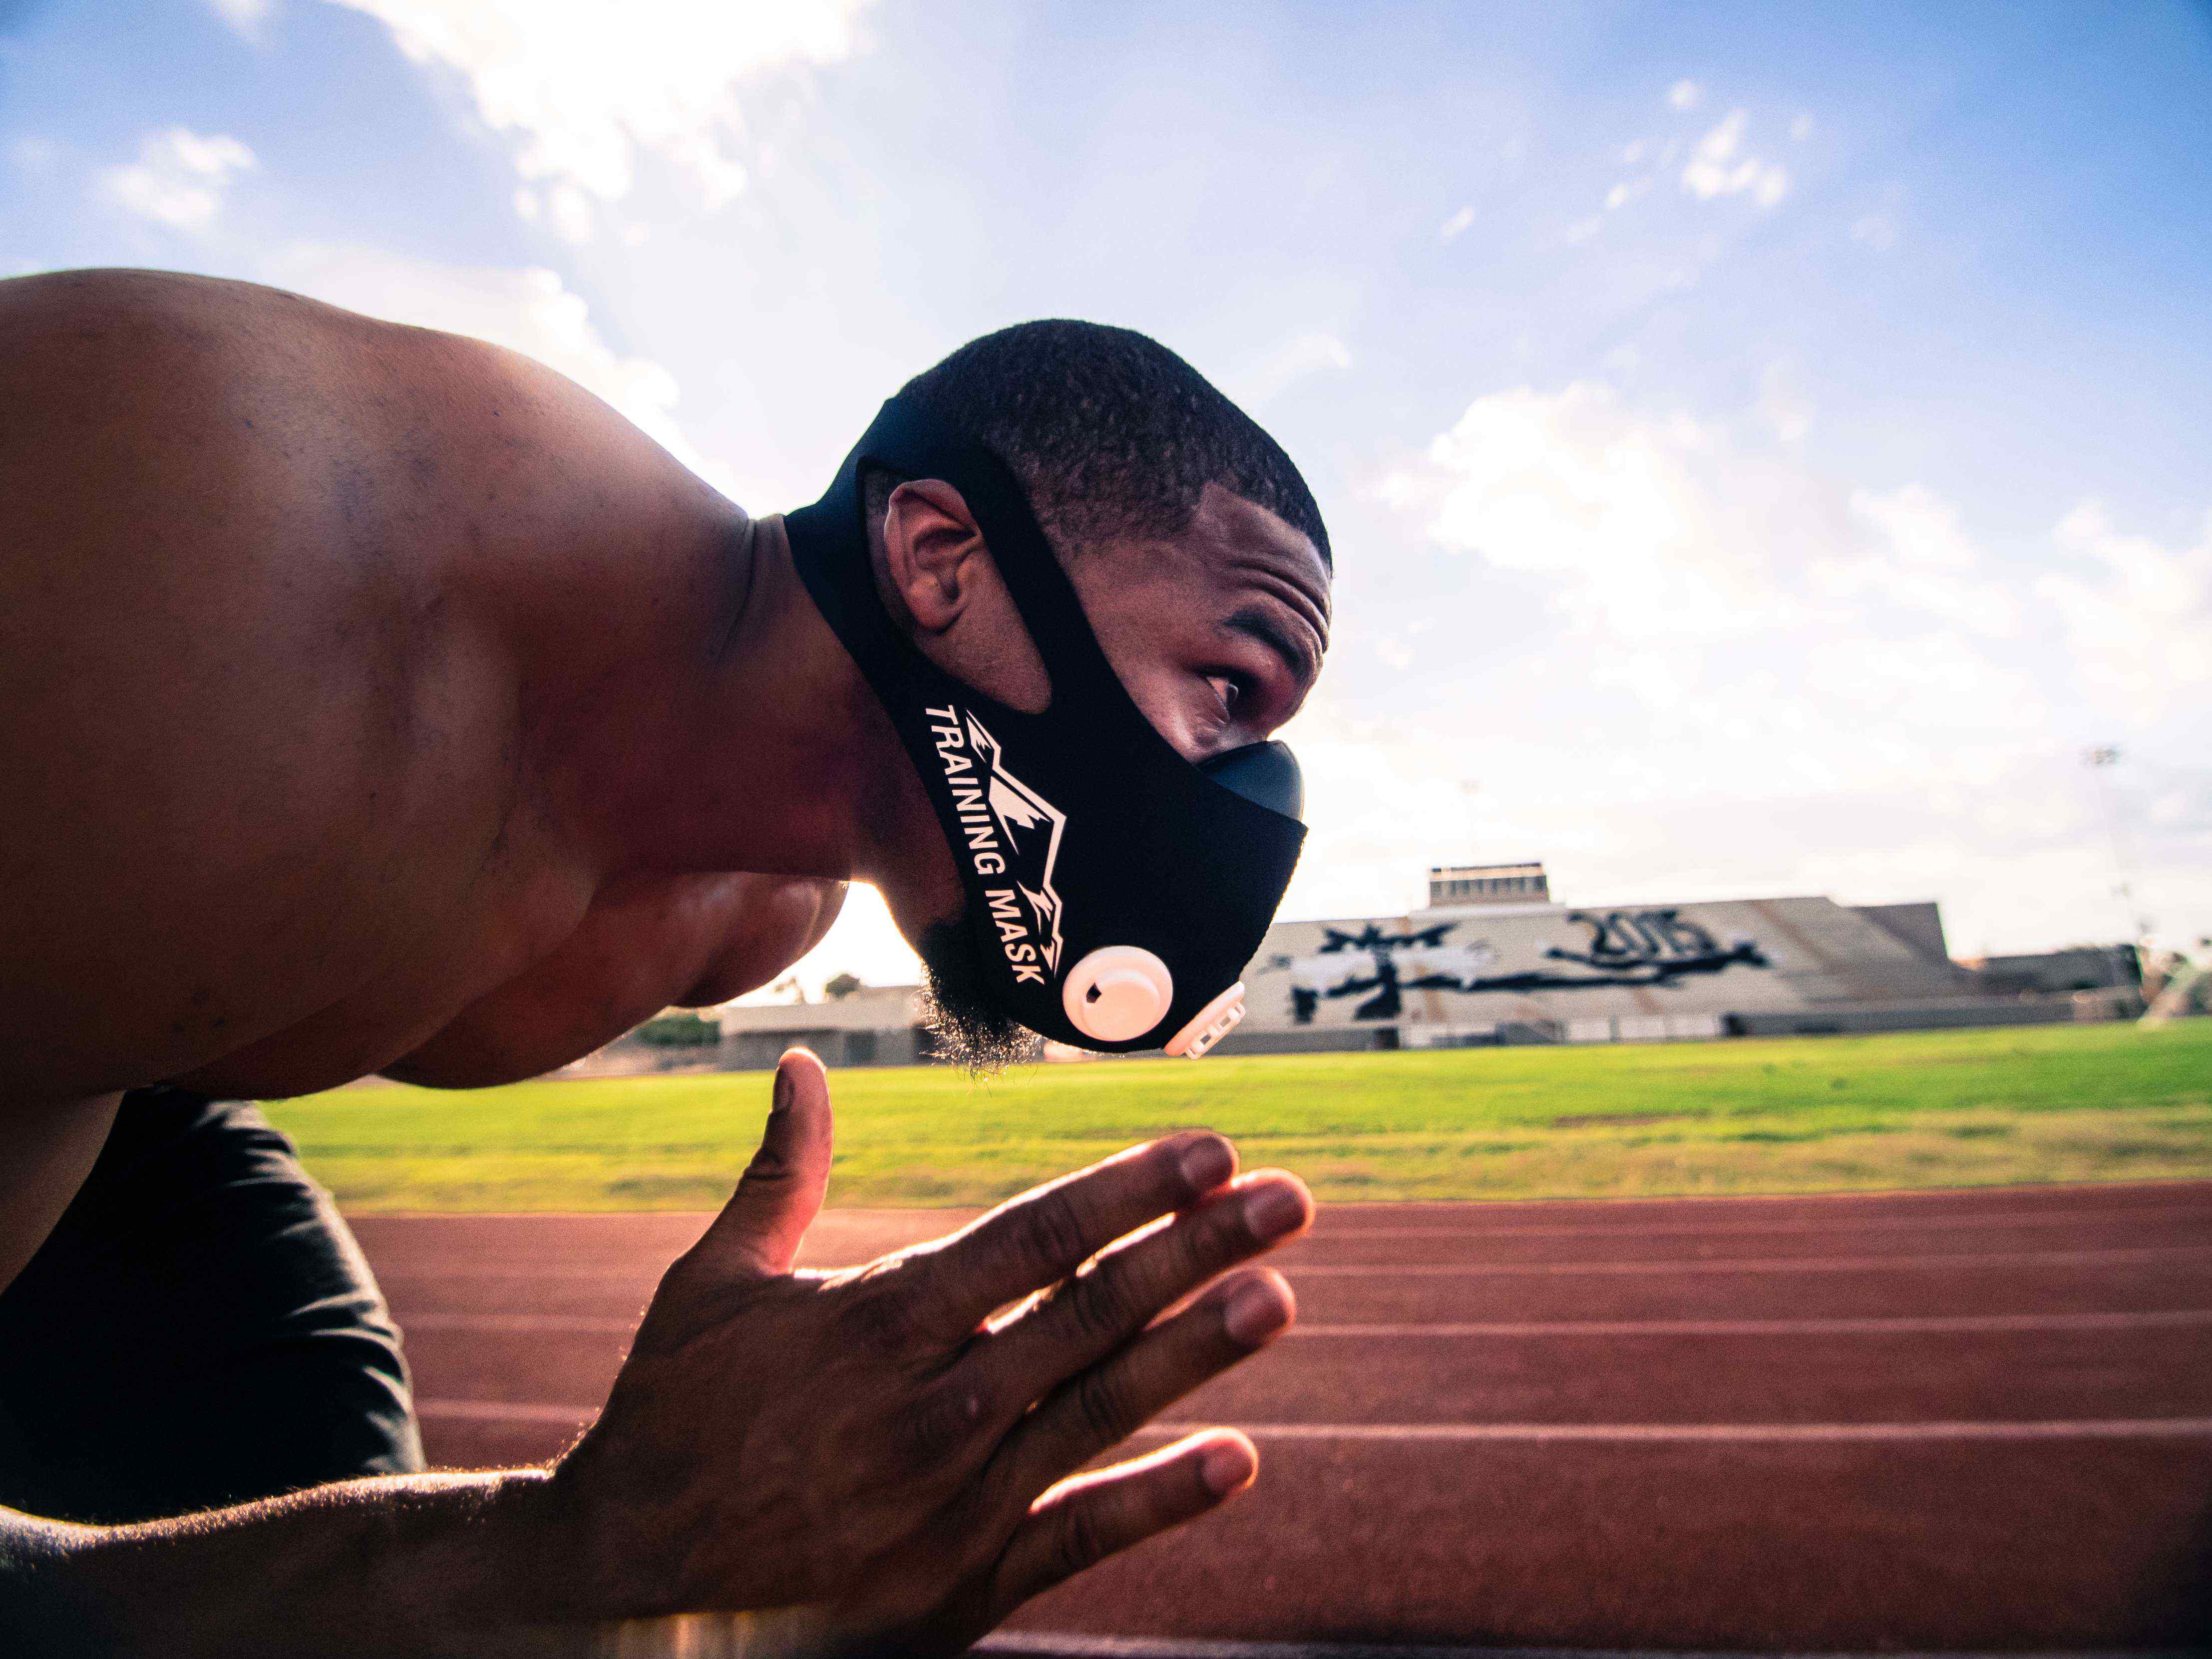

{"left": 1851, "top": 901, "right": 1951, "bottom": 965}
{"left": 720, "top": 1027, "right": 924, "bottom": 1070}
{"left": 1208, "top": 1025, "right": 1393, "bottom": 1057}
{"left": 1722, "top": 998, "right": 2081, "bottom": 1038}
{"left": 1240, "top": 894, "right": 1981, "bottom": 1041}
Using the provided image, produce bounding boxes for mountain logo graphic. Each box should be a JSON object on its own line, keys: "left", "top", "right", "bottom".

{"left": 923, "top": 703, "right": 1068, "bottom": 985}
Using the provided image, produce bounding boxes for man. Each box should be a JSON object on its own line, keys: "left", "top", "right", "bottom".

{"left": 0, "top": 269, "right": 1334, "bottom": 1654}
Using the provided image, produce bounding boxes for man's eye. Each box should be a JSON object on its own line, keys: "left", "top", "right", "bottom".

{"left": 1206, "top": 674, "right": 1244, "bottom": 715}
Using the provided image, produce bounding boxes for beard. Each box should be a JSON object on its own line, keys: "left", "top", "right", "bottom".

{"left": 916, "top": 917, "right": 1040, "bottom": 1075}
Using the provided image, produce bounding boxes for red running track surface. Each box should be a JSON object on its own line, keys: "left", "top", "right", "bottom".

{"left": 348, "top": 1181, "right": 2212, "bottom": 1653}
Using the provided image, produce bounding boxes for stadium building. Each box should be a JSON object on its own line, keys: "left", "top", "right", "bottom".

{"left": 1214, "top": 862, "right": 1998, "bottom": 1055}
{"left": 632, "top": 861, "right": 2119, "bottom": 1070}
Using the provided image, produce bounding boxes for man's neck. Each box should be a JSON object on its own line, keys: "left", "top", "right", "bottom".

{"left": 552, "top": 508, "right": 915, "bottom": 884}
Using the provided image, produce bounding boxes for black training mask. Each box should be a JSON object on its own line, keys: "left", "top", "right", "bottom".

{"left": 784, "top": 396, "right": 1308, "bottom": 1056}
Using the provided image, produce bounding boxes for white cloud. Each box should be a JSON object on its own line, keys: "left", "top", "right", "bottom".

{"left": 1235, "top": 331, "right": 1352, "bottom": 409}
{"left": 1756, "top": 359, "right": 1814, "bottom": 442}
{"left": 1668, "top": 79, "right": 1703, "bottom": 110}
{"left": 1563, "top": 212, "right": 1603, "bottom": 244}
{"left": 2038, "top": 503, "right": 2212, "bottom": 723}
{"left": 272, "top": 246, "right": 728, "bottom": 492}
{"left": 1377, "top": 382, "right": 2050, "bottom": 664}
{"left": 1827, "top": 484, "right": 2023, "bottom": 638}
{"left": 1378, "top": 381, "right": 1801, "bottom": 638}
{"left": 101, "top": 127, "right": 257, "bottom": 231}
{"left": 1605, "top": 178, "right": 1649, "bottom": 211}
{"left": 1790, "top": 114, "right": 1814, "bottom": 141}
{"left": 1850, "top": 483, "right": 1977, "bottom": 571}
{"left": 329, "top": 0, "right": 873, "bottom": 209}
{"left": 1851, "top": 212, "right": 1898, "bottom": 251}
{"left": 544, "top": 180, "right": 596, "bottom": 245}
{"left": 1681, "top": 110, "right": 1789, "bottom": 207}
{"left": 1438, "top": 204, "right": 1475, "bottom": 242}
{"left": 206, "top": 0, "right": 276, "bottom": 31}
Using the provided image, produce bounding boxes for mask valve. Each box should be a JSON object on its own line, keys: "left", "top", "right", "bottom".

{"left": 1165, "top": 983, "right": 1246, "bottom": 1059}
{"left": 1062, "top": 946, "right": 1174, "bottom": 1043}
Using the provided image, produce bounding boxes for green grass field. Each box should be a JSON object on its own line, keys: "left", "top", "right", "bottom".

{"left": 264, "top": 1021, "right": 2212, "bottom": 1212}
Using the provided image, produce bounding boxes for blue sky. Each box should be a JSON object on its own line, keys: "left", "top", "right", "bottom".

{"left": 5, "top": 0, "right": 2209, "bottom": 988}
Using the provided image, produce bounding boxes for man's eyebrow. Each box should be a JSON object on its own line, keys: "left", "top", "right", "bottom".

{"left": 1222, "top": 605, "right": 1322, "bottom": 683}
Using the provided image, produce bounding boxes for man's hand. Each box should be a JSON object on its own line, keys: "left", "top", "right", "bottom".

{"left": 544, "top": 1047, "right": 1310, "bottom": 1653}
{"left": 5, "top": 1048, "right": 1305, "bottom": 1659}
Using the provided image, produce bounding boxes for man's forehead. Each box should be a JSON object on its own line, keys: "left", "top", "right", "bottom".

{"left": 1186, "top": 481, "right": 1332, "bottom": 617}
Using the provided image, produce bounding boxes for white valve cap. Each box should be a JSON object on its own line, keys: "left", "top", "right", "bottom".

{"left": 1166, "top": 983, "right": 1246, "bottom": 1059}
{"left": 1062, "top": 945, "right": 1175, "bottom": 1044}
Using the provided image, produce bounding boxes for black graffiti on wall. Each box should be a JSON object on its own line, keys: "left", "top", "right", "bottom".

{"left": 1318, "top": 922, "right": 1458, "bottom": 955}
{"left": 1284, "top": 910, "right": 1770, "bottom": 1023}
{"left": 1543, "top": 910, "right": 1771, "bottom": 984}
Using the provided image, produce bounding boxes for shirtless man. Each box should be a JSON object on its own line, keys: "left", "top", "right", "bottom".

{"left": 0, "top": 269, "right": 1334, "bottom": 1655}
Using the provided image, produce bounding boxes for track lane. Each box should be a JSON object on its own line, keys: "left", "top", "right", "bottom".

{"left": 392, "top": 1318, "right": 2212, "bottom": 1425}
{"left": 997, "top": 1434, "right": 2212, "bottom": 1651}
{"left": 351, "top": 1181, "right": 2212, "bottom": 1650}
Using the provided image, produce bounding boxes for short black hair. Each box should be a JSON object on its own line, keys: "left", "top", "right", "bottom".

{"left": 868, "top": 320, "right": 1330, "bottom": 570}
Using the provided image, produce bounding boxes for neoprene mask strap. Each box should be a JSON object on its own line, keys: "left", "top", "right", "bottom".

{"left": 784, "top": 396, "right": 1309, "bottom": 1054}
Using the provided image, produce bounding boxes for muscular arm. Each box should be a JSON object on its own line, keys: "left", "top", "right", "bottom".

{"left": 2, "top": 1086, "right": 1312, "bottom": 1659}
{"left": 379, "top": 873, "right": 845, "bottom": 1088}
{"left": 2, "top": 1475, "right": 567, "bottom": 1659}
{"left": 0, "top": 268, "right": 742, "bottom": 1107}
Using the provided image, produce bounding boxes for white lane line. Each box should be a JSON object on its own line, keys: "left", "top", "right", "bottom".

{"left": 981, "top": 1643, "right": 1492, "bottom": 1659}
{"left": 1308, "top": 1203, "right": 2212, "bottom": 1241}
{"left": 414, "top": 1400, "right": 2212, "bottom": 1443}
{"left": 392, "top": 1309, "right": 2212, "bottom": 1339}
{"left": 374, "top": 1242, "right": 2212, "bottom": 1285}
{"left": 378, "top": 1267, "right": 661, "bottom": 1282}
{"left": 1288, "top": 1310, "right": 2212, "bottom": 1337}
{"left": 1285, "top": 1245, "right": 2212, "bottom": 1277}
{"left": 402, "top": 1313, "right": 639, "bottom": 1334}
{"left": 1136, "top": 1418, "right": 2212, "bottom": 1443}
{"left": 976, "top": 1642, "right": 2162, "bottom": 1659}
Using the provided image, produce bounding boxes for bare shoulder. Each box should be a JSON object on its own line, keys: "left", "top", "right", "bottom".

{"left": 0, "top": 271, "right": 626, "bottom": 1105}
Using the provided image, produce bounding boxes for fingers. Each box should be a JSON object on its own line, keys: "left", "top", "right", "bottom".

{"left": 912, "top": 1130, "right": 1240, "bottom": 1338}
{"left": 986, "top": 1431, "right": 1258, "bottom": 1621}
{"left": 977, "top": 1171, "right": 1313, "bottom": 1402}
{"left": 693, "top": 1048, "right": 834, "bottom": 1277}
{"left": 991, "top": 1265, "right": 1294, "bottom": 1511}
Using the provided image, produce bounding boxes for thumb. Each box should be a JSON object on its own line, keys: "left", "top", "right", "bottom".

{"left": 697, "top": 1047, "right": 834, "bottom": 1277}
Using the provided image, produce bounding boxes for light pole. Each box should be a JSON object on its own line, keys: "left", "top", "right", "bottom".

{"left": 2083, "top": 745, "right": 2147, "bottom": 990}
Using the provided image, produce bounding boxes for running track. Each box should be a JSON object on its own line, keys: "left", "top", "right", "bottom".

{"left": 347, "top": 1181, "right": 2212, "bottom": 1653}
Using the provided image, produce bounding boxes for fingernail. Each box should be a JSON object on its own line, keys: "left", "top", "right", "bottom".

{"left": 770, "top": 1068, "right": 792, "bottom": 1117}
{"left": 1199, "top": 1437, "right": 1256, "bottom": 1497}
{"left": 1243, "top": 1180, "right": 1307, "bottom": 1241}
{"left": 1177, "top": 1136, "right": 1233, "bottom": 1194}
{"left": 1222, "top": 1278, "right": 1291, "bottom": 1346}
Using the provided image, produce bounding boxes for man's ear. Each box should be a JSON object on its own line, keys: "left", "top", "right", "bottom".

{"left": 879, "top": 477, "right": 989, "bottom": 639}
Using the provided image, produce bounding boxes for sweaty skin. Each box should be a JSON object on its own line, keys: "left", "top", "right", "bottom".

{"left": 1, "top": 272, "right": 851, "bottom": 1114}
{"left": 0, "top": 269, "right": 1332, "bottom": 1652}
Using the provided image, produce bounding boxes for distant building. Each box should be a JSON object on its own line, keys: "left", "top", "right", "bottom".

{"left": 1223, "top": 886, "right": 2002, "bottom": 1054}
{"left": 1965, "top": 946, "right": 2140, "bottom": 996}
{"left": 1429, "top": 861, "right": 1550, "bottom": 907}
{"left": 1852, "top": 901, "right": 1951, "bottom": 966}
{"left": 715, "top": 984, "right": 931, "bottom": 1070}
